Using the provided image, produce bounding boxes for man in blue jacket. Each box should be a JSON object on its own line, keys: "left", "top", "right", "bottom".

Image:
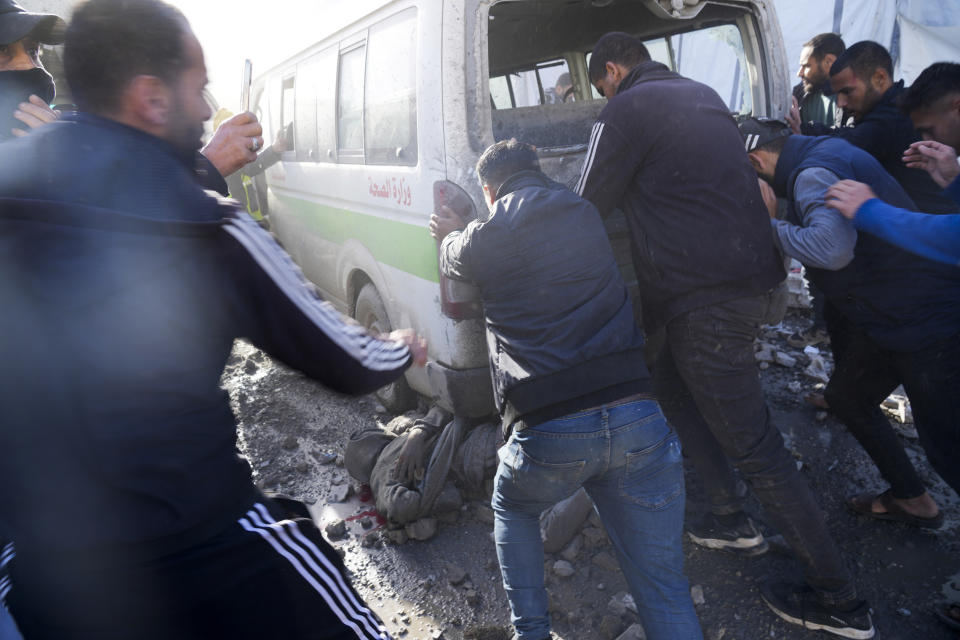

{"left": 827, "top": 62, "right": 960, "bottom": 264}
{"left": 578, "top": 31, "right": 869, "bottom": 639}
{"left": 431, "top": 139, "right": 701, "bottom": 640}
{"left": 0, "top": 1, "right": 425, "bottom": 638}
{"left": 742, "top": 117, "right": 960, "bottom": 626}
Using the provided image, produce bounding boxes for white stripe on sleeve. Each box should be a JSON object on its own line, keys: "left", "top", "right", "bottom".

{"left": 576, "top": 121, "right": 606, "bottom": 196}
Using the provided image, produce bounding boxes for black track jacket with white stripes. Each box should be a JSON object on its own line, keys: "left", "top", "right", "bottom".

{"left": 0, "top": 115, "right": 411, "bottom": 557}
{"left": 576, "top": 61, "right": 784, "bottom": 331}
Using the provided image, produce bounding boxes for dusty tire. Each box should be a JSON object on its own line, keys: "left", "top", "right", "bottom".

{"left": 354, "top": 283, "right": 417, "bottom": 413}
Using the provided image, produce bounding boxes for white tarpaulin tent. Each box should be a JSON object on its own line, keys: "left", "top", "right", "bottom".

{"left": 773, "top": 0, "right": 960, "bottom": 87}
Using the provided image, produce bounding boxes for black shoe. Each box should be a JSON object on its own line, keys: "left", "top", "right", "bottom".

{"left": 760, "top": 582, "right": 875, "bottom": 639}
{"left": 686, "top": 512, "right": 769, "bottom": 556}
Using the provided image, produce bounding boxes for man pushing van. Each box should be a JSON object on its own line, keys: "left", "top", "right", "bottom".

{"left": 430, "top": 139, "right": 702, "bottom": 640}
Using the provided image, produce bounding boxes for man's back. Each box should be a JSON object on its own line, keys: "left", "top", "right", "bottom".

{"left": 578, "top": 61, "right": 783, "bottom": 329}
{"left": 440, "top": 170, "right": 649, "bottom": 427}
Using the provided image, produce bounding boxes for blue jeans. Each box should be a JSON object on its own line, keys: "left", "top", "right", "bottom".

{"left": 491, "top": 399, "right": 702, "bottom": 640}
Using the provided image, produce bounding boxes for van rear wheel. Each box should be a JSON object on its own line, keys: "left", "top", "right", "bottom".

{"left": 354, "top": 283, "right": 418, "bottom": 413}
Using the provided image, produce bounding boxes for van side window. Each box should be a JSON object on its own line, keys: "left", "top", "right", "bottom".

{"left": 337, "top": 45, "right": 365, "bottom": 163}
{"left": 364, "top": 8, "right": 418, "bottom": 166}
{"left": 295, "top": 61, "right": 317, "bottom": 161}
{"left": 314, "top": 47, "right": 338, "bottom": 162}
{"left": 489, "top": 59, "right": 571, "bottom": 109}
{"left": 671, "top": 25, "right": 752, "bottom": 113}
{"left": 280, "top": 76, "right": 295, "bottom": 152}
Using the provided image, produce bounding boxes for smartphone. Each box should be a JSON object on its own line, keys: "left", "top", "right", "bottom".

{"left": 240, "top": 59, "right": 252, "bottom": 113}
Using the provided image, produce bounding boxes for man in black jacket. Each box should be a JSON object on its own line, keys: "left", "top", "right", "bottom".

{"left": 431, "top": 140, "right": 701, "bottom": 640}
{"left": 578, "top": 32, "right": 871, "bottom": 639}
{"left": 0, "top": 1, "right": 424, "bottom": 638}
{"left": 800, "top": 40, "right": 958, "bottom": 215}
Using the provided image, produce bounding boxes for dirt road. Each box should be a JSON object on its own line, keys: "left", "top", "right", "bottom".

{"left": 224, "top": 310, "right": 959, "bottom": 640}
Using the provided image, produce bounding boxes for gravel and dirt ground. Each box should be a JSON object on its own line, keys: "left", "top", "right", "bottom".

{"left": 223, "top": 308, "right": 960, "bottom": 640}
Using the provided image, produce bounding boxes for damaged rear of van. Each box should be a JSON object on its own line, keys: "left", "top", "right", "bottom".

{"left": 251, "top": 0, "right": 788, "bottom": 417}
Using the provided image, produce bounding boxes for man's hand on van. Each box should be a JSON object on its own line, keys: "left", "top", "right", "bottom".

{"left": 385, "top": 329, "right": 428, "bottom": 367}
{"left": 429, "top": 205, "right": 466, "bottom": 242}
{"left": 201, "top": 111, "right": 264, "bottom": 178}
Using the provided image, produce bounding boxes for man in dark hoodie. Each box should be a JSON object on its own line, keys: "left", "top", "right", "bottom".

{"left": 578, "top": 31, "right": 871, "bottom": 639}
{"left": 432, "top": 139, "right": 701, "bottom": 640}
{"left": 0, "top": 0, "right": 425, "bottom": 638}
{"left": 742, "top": 116, "right": 960, "bottom": 634}
{"left": 799, "top": 40, "right": 958, "bottom": 215}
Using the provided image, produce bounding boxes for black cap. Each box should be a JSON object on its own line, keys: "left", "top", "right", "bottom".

{"left": 0, "top": 0, "right": 66, "bottom": 46}
{"left": 737, "top": 116, "right": 791, "bottom": 152}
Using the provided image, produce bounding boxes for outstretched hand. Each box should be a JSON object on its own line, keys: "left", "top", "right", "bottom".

{"left": 903, "top": 140, "right": 959, "bottom": 188}
{"left": 826, "top": 179, "right": 877, "bottom": 219}
{"left": 385, "top": 329, "right": 428, "bottom": 367}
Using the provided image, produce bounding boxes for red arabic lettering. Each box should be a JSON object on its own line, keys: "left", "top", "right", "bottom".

{"left": 368, "top": 176, "right": 413, "bottom": 207}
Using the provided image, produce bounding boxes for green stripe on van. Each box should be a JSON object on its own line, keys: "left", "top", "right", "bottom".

{"left": 275, "top": 193, "right": 440, "bottom": 283}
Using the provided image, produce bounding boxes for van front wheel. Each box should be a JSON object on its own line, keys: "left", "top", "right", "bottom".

{"left": 354, "top": 283, "right": 418, "bottom": 413}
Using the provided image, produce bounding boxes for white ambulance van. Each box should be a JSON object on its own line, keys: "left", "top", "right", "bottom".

{"left": 250, "top": 0, "right": 789, "bottom": 416}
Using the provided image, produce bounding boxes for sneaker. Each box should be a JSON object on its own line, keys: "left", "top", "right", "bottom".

{"left": 787, "top": 327, "right": 831, "bottom": 348}
{"left": 686, "top": 512, "right": 769, "bottom": 556}
{"left": 760, "top": 582, "right": 875, "bottom": 639}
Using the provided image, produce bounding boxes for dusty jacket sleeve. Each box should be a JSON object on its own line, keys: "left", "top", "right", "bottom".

{"left": 854, "top": 198, "right": 960, "bottom": 266}
{"left": 772, "top": 167, "right": 857, "bottom": 270}
{"left": 221, "top": 212, "right": 411, "bottom": 394}
{"left": 575, "top": 119, "right": 635, "bottom": 217}
{"left": 439, "top": 224, "right": 479, "bottom": 283}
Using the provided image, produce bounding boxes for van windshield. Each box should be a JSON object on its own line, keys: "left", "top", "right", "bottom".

{"left": 487, "top": 0, "right": 760, "bottom": 149}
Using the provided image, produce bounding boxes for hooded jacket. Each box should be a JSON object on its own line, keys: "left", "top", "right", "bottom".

{"left": 773, "top": 135, "right": 960, "bottom": 351}
{"left": 440, "top": 171, "right": 650, "bottom": 429}
{"left": 802, "top": 81, "right": 959, "bottom": 215}
{"left": 576, "top": 61, "right": 784, "bottom": 331}
{"left": 0, "top": 114, "right": 411, "bottom": 558}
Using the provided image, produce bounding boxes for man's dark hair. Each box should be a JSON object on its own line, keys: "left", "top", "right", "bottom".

{"left": 588, "top": 32, "right": 651, "bottom": 83}
{"left": 901, "top": 62, "right": 960, "bottom": 115}
{"left": 756, "top": 135, "right": 789, "bottom": 155}
{"left": 803, "top": 33, "right": 845, "bottom": 61}
{"left": 476, "top": 139, "right": 540, "bottom": 193}
{"left": 65, "top": 0, "right": 189, "bottom": 114}
{"left": 830, "top": 40, "right": 893, "bottom": 81}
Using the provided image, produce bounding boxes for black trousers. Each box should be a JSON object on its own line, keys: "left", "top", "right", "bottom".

{"left": 824, "top": 303, "right": 960, "bottom": 499}
{"left": 9, "top": 498, "right": 390, "bottom": 640}
{"left": 650, "top": 292, "right": 856, "bottom": 605}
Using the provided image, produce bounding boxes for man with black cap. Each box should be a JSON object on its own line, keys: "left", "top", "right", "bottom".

{"left": 741, "top": 116, "right": 960, "bottom": 633}
{"left": 578, "top": 32, "right": 871, "bottom": 640}
{"left": 0, "top": 0, "right": 65, "bottom": 139}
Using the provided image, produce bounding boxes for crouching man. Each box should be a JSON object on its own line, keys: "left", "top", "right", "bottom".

{"left": 429, "top": 140, "right": 702, "bottom": 640}
{"left": 739, "top": 117, "right": 960, "bottom": 536}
